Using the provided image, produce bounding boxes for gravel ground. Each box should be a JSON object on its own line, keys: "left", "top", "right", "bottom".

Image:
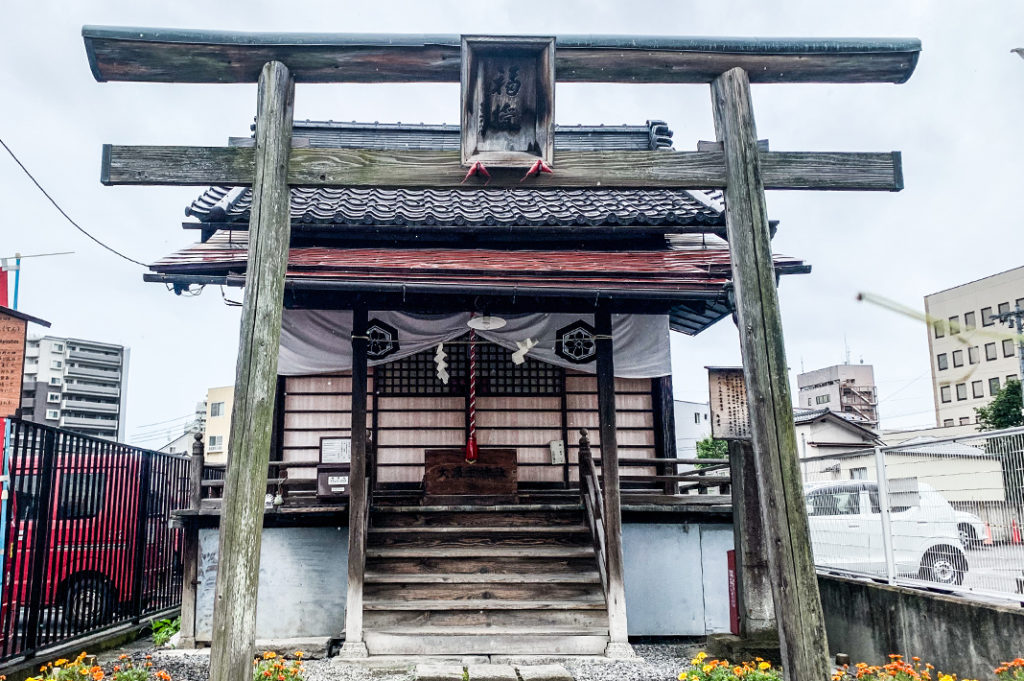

{"left": 103, "top": 640, "right": 704, "bottom": 681}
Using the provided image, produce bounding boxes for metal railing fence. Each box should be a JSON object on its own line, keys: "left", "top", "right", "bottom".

{"left": 0, "top": 418, "right": 190, "bottom": 662}
{"left": 801, "top": 426, "right": 1024, "bottom": 604}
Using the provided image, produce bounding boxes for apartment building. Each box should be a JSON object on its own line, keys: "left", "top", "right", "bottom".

{"left": 204, "top": 385, "right": 234, "bottom": 465}
{"left": 925, "top": 265, "right": 1024, "bottom": 427}
{"left": 796, "top": 363, "right": 878, "bottom": 429}
{"left": 20, "top": 335, "right": 129, "bottom": 441}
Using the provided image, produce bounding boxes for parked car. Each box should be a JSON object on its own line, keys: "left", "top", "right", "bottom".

{"left": 805, "top": 480, "right": 968, "bottom": 585}
{"left": 4, "top": 452, "right": 177, "bottom": 630}
{"left": 954, "top": 510, "right": 986, "bottom": 549}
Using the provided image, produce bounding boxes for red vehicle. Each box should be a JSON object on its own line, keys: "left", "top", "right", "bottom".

{"left": 4, "top": 451, "right": 178, "bottom": 630}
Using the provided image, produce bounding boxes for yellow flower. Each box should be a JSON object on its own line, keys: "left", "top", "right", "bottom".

{"left": 263, "top": 652, "right": 277, "bottom": 660}
{"left": 678, "top": 674, "right": 686, "bottom": 680}
{"left": 696, "top": 652, "right": 707, "bottom": 661}
{"left": 54, "top": 659, "right": 69, "bottom": 667}
{"left": 759, "top": 662, "right": 771, "bottom": 671}
{"left": 293, "top": 651, "right": 304, "bottom": 659}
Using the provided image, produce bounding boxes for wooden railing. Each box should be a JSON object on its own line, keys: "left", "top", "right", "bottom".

{"left": 592, "top": 456, "right": 732, "bottom": 496}
{"left": 578, "top": 429, "right": 609, "bottom": 595}
{"left": 200, "top": 430, "right": 376, "bottom": 508}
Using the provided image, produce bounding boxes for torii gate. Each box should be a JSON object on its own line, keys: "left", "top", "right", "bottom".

{"left": 84, "top": 27, "right": 919, "bottom": 681}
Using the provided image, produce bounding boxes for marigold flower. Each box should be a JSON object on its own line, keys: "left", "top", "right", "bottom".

{"left": 263, "top": 652, "right": 277, "bottom": 660}
{"left": 759, "top": 661, "right": 771, "bottom": 671}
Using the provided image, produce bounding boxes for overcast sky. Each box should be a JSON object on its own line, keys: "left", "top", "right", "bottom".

{"left": 2, "top": 1, "right": 1022, "bottom": 447}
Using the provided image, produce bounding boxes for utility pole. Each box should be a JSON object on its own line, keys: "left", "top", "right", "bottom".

{"left": 991, "top": 304, "right": 1024, "bottom": 414}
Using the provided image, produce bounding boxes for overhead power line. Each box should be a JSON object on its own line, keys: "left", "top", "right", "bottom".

{"left": 0, "top": 136, "right": 148, "bottom": 267}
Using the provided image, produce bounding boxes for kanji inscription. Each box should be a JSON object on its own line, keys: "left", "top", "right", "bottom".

{"left": 0, "top": 312, "right": 27, "bottom": 419}
{"left": 708, "top": 367, "right": 751, "bottom": 441}
{"left": 461, "top": 36, "right": 555, "bottom": 169}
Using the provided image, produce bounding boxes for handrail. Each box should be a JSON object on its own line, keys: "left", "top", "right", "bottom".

{"left": 578, "top": 429, "right": 608, "bottom": 596}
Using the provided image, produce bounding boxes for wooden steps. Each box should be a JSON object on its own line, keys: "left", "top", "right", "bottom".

{"left": 361, "top": 505, "right": 609, "bottom": 655}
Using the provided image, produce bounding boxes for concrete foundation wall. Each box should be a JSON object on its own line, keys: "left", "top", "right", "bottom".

{"left": 191, "top": 521, "right": 731, "bottom": 640}
{"left": 819, "top": 574, "right": 1024, "bottom": 678}
{"left": 196, "top": 527, "right": 349, "bottom": 641}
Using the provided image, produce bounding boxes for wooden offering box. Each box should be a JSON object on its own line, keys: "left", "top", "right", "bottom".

{"left": 423, "top": 448, "right": 518, "bottom": 505}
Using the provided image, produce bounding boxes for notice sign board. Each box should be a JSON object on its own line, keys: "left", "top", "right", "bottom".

{"left": 0, "top": 311, "right": 27, "bottom": 419}
{"left": 708, "top": 367, "right": 751, "bottom": 441}
{"left": 320, "top": 437, "right": 351, "bottom": 464}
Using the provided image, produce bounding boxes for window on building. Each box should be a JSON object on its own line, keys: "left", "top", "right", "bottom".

{"left": 48, "top": 376, "right": 62, "bottom": 386}
{"left": 46, "top": 392, "right": 60, "bottom": 404}
{"left": 948, "top": 316, "right": 960, "bottom": 335}
{"left": 989, "top": 377, "right": 1001, "bottom": 395}
{"left": 968, "top": 346, "right": 980, "bottom": 365}
{"left": 956, "top": 383, "right": 967, "bottom": 401}
{"left": 972, "top": 380, "right": 984, "bottom": 398}
{"left": 694, "top": 412, "right": 701, "bottom": 424}
{"left": 933, "top": 320, "right": 945, "bottom": 338}
{"left": 45, "top": 409, "right": 59, "bottom": 420}
{"left": 50, "top": 360, "right": 62, "bottom": 370}
{"left": 937, "top": 353, "right": 948, "bottom": 371}
{"left": 807, "top": 398, "right": 812, "bottom": 406}
{"left": 952, "top": 350, "right": 964, "bottom": 367}
{"left": 982, "top": 307, "right": 994, "bottom": 326}
{"left": 1003, "top": 339, "right": 1015, "bottom": 357}
{"left": 943, "top": 419, "right": 954, "bottom": 427}
{"left": 815, "top": 394, "right": 830, "bottom": 405}
{"left": 208, "top": 435, "right": 224, "bottom": 452}
{"left": 52, "top": 343, "right": 64, "bottom": 353}
{"left": 1017, "top": 298, "right": 1024, "bottom": 311}
{"left": 959, "top": 417, "right": 971, "bottom": 426}
{"left": 849, "top": 467, "right": 868, "bottom": 480}
{"left": 985, "top": 343, "right": 998, "bottom": 361}
{"left": 940, "top": 386, "right": 951, "bottom": 403}
{"left": 210, "top": 401, "right": 225, "bottom": 417}
{"left": 998, "top": 302, "right": 1010, "bottom": 316}
{"left": 963, "top": 311, "right": 976, "bottom": 330}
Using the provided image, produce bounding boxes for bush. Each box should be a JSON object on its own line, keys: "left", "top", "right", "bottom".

{"left": 26, "top": 652, "right": 170, "bottom": 681}
{"left": 151, "top": 617, "right": 180, "bottom": 647}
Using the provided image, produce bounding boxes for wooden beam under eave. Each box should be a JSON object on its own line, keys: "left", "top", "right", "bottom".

{"left": 100, "top": 146, "right": 904, "bottom": 191}
{"left": 82, "top": 27, "right": 920, "bottom": 84}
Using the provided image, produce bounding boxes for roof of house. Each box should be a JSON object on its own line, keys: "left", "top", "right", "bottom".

{"left": 793, "top": 408, "right": 881, "bottom": 442}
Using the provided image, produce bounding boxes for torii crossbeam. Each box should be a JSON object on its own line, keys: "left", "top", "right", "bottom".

{"left": 83, "top": 26, "right": 920, "bottom": 681}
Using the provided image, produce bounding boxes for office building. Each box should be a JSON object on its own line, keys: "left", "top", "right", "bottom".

{"left": 796, "top": 363, "right": 878, "bottom": 429}
{"left": 925, "top": 266, "right": 1024, "bottom": 427}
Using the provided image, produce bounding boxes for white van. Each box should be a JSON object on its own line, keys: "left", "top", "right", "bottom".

{"left": 805, "top": 480, "right": 968, "bottom": 585}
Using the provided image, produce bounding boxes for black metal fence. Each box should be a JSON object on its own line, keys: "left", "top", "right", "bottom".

{"left": 0, "top": 418, "right": 190, "bottom": 662}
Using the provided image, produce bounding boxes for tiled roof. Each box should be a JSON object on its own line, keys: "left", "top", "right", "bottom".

{"left": 184, "top": 119, "right": 725, "bottom": 229}
{"left": 186, "top": 186, "right": 725, "bottom": 228}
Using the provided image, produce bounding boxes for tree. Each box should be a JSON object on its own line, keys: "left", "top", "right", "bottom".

{"left": 696, "top": 436, "right": 729, "bottom": 467}
{"left": 975, "top": 379, "right": 1023, "bottom": 430}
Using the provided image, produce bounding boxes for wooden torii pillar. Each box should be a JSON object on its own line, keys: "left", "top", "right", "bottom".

{"left": 85, "top": 28, "right": 919, "bottom": 681}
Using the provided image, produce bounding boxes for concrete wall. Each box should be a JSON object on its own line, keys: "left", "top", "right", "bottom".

{"left": 819, "top": 573, "right": 1024, "bottom": 678}
{"left": 196, "top": 527, "right": 349, "bottom": 641}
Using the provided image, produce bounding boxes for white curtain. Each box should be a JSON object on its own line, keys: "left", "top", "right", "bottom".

{"left": 278, "top": 309, "right": 671, "bottom": 378}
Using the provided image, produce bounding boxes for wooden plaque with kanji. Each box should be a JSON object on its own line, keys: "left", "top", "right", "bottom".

{"left": 460, "top": 35, "right": 555, "bottom": 168}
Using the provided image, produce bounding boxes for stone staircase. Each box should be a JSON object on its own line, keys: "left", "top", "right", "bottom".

{"left": 361, "top": 503, "right": 610, "bottom": 655}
